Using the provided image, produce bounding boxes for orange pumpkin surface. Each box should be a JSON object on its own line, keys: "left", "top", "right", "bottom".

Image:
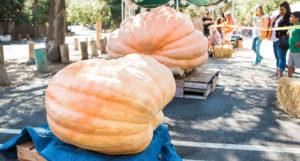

{"left": 107, "top": 6, "right": 208, "bottom": 70}
{"left": 45, "top": 54, "right": 176, "bottom": 155}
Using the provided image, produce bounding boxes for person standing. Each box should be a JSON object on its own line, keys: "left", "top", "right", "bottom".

{"left": 252, "top": 5, "right": 269, "bottom": 66}
{"left": 270, "top": 1, "right": 292, "bottom": 77}
{"left": 223, "top": 12, "right": 234, "bottom": 45}
{"left": 202, "top": 12, "right": 214, "bottom": 37}
{"left": 287, "top": 11, "right": 300, "bottom": 78}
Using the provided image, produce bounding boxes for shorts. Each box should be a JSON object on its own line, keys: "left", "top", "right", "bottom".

{"left": 223, "top": 32, "right": 233, "bottom": 41}
{"left": 288, "top": 51, "right": 300, "bottom": 68}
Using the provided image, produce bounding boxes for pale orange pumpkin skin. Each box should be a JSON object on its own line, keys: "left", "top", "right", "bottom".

{"left": 107, "top": 6, "right": 208, "bottom": 70}
{"left": 45, "top": 54, "right": 176, "bottom": 155}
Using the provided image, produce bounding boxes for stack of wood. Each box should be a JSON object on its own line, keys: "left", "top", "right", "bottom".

{"left": 174, "top": 69, "right": 219, "bottom": 99}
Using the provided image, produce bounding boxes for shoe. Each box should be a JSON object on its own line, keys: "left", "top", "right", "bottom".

{"left": 269, "top": 74, "right": 278, "bottom": 78}
{"left": 277, "top": 74, "right": 284, "bottom": 78}
{"left": 258, "top": 56, "right": 263, "bottom": 63}
{"left": 253, "top": 61, "right": 259, "bottom": 66}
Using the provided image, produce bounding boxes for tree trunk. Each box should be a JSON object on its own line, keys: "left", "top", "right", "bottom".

{"left": 46, "top": 0, "right": 66, "bottom": 63}
{"left": 0, "top": 55, "right": 10, "bottom": 86}
{"left": 96, "top": 19, "right": 102, "bottom": 49}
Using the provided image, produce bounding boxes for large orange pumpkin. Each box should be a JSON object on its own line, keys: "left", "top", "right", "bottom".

{"left": 107, "top": 6, "right": 208, "bottom": 70}
{"left": 45, "top": 54, "right": 176, "bottom": 155}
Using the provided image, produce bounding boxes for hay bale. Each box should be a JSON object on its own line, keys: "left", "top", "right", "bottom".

{"left": 213, "top": 45, "right": 233, "bottom": 58}
{"left": 277, "top": 77, "right": 300, "bottom": 118}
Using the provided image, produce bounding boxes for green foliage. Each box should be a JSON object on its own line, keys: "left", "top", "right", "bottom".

{"left": 0, "top": 0, "right": 27, "bottom": 22}
{"left": 0, "top": 0, "right": 50, "bottom": 25}
{"left": 108, "top": 0, "right": 122, "bottom": 29}
{"left": 66, "top": 0, "right": 109, "bottom": 26}
{"left": 232, "top": 0, "right": 299, "bottom": 23}
{"left": 66, "top": 0, "right": 124, "bottom": 30}
{"left": 32, "top": 0, "right": 51, "bottom": 25}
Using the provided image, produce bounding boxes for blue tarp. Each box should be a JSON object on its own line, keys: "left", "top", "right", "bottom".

{"left": 0, "top": 125, "right": 182, "bottom": 161}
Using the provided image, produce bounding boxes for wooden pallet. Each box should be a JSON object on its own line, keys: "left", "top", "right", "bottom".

{"left": 17, "top": 141, "right": 47, "bottom": 161}
{"left": 175, "top": 69, "right": 219, "bottom": 99}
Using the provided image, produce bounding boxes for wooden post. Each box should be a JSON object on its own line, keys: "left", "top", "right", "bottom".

{"left": 0, "top": 54, "right": 10, "bottom": 85}
{"left": 60, "top": 44, "right": 70, "bottom": 63}
{"left": 34, "top": 48, "right": 49, "bottom": 73}
{"left": 0, "top": 45, "right": 4, "bottom": 64}
{"left": 96, "top": 19, "right": 102, "bottom": 48}
{"left": 90, "top": 40, "right": 98, "bottom": 57}
{"left": 100, "top": 38, "right": 107, "bottom": 54}
{"left": 74, "top": 38, "right": 79, "bottom": 50}
{"left": 80, "top": 42, "right": 88, "bottom": 60}
{"left": 29, "top": 42, "right": 35, "bottom": 60}
{"left": 86, "top": 37, "right": 89, "bottom": 48}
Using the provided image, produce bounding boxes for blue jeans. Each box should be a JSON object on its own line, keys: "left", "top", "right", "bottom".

{"left": 273, "top": 40, "right": 288, "bottom": 71}
{"left": 252, "top": 37, "right": 262, "bottom": 62}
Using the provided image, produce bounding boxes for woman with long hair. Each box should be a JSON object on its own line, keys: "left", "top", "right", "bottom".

{"left": 270, "top": 1, "right": 292, "bottom": 77}
{"left": 252, "top": 5, "right": 268, "bottom": 66}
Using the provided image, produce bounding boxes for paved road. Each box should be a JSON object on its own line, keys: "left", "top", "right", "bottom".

{"left": 1, "top": 36, "right": 300, "bottom": 160}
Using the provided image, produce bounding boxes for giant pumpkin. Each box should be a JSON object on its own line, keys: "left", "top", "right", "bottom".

{"left": 107, "top": 6, "right": 208, "bottom": 70}
{"left": 45, "top": 54, "right": 176, "bottom": 155}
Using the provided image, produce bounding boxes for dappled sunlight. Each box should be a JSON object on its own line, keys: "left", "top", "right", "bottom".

{"left": 0, "top": 81, "right": 48, "bottom": 129}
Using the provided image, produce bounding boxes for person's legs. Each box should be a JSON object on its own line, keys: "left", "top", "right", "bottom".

{"left": 273, "top": 41, "right": 280, "bottom": 76}
{"left": 252, "top": 37, "right": 259, "bottom": 65}
{"left": 288, "top": 67, "right": 295, "bottom": 78}
{"left": 251, "top": 37, "right": 257, "bottom": 51}
{"left": 277, "top": 47, "right": 288, "bottom": 76}
{"left": 256, "top": 38, "right": 263, "bottom": 63}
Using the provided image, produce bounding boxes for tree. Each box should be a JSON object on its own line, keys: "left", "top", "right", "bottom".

{"left": 31, "top": 0, "right": 51, "bottom": 25}
{"left": 66, "top": 0, "right": 109, "bottom": 26}
{"left": 0, "top": 0, "right": 29, "bottom": 23}
{"left": 232, "top": 0, "right": 299, "bottom": 23}
{"left": 46, "top": 0, "right": 66, "bottom": 63}
{"left": 108, "top": 0, "right": 122, "bottom": 29}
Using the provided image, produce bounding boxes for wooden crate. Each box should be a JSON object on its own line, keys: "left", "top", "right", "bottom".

{"left": 17, "top": 141, "right": 47, "bottom": 161}
{"left": 175, "top": 69, "right": 219, "bottom": 99}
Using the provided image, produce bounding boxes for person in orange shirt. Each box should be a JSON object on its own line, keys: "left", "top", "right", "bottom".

{"left": 223, "top": 12, "right": 234, "bottom": 45}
